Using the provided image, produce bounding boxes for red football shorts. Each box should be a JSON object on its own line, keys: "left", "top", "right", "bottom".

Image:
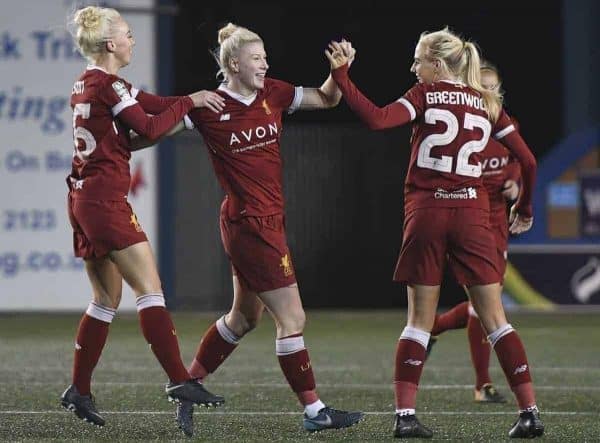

{"left": 68, "top": 194, "right": 147, "bottom": 259}
{"left": 393, "top": 207, "right": 502, "bottom": 287}
{"left": 490, "top": 208, "right": 509, "bottom": 277}
{"left": 219, "top": 201, "right": 296, "bottom": 293}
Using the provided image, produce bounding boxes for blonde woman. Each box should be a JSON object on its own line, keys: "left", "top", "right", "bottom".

{"left": 178, "top": 23, "right": 363, "bottom": 433}
{"left": 61, "top": 6, "right": 225, "bottom": 430}
{"left": 327, "top": 29, "right": 543, "bottom": 439}
{"left": 428, "top": 61, "right": 522, "bottom": 404}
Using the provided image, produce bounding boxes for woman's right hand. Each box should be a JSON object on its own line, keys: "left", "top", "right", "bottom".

{"left": 188, "top": 90, "right": 225, "bottom": 113}
{"left": 509, "top": 204, "right": 533, "bottom": 235}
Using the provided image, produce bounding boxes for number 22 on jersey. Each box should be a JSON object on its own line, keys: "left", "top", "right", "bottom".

{"left": 417, "top": 108, "right": 491, "bottom": 178}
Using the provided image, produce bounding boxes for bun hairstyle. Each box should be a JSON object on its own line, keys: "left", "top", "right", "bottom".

{"left": 418, "top": 27, "right": 502, "bottom": 122}
{"left": 215, "top": 22, "right": 262, "bottom": 81}
{"left": 69, "top": 6, "right": 121, "bottom": 63}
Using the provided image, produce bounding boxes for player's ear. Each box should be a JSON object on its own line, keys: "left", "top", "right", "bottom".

{"left": 105, "top": 39, "right": 116, "bottom": 53}
{"left": 229, "top": 57, "right": 239, "bottom": 73}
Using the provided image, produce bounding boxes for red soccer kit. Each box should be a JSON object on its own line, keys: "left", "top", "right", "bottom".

{"left": 481, "top": 137, "right": 521, "bottom": 275}
{"left": 186, "top": 78, "right": 304, "bottom": 292}
{"left": 332, "top": 65, "right": 536, "bottom": 286}
{"left": 68, "top": 65, "right": 193, "bottom": 258}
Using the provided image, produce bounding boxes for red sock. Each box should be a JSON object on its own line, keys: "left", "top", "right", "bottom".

{"left": 394, "top": 338, "right": 427, "bottom": 409}
{"left": 431, "top": 301, "right": 469, "bottom": 335}
{"left": 493, "top": 330, "right": 536, "bottom": 409}
{"left": 72, "top": 304, "right": 114, "bottom": 395}
{"left": 276, "top": 333, "right": 318, "bottom": 405}
{"left": 189, "top": 318, "right": 239, "bottom": 380}
{"left": 467, "top": 315, "right": 492, "bottom": 390}
{"left": 137, "top": 295, "right": 190, "bottom": 383}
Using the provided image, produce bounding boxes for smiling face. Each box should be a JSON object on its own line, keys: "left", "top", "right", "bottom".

{"left": 231, "top": 41, "right": 268, "bottom": 93}
{"left": 108, "top": 17, "right": 135, "bottom": 68}
{"left": 410, "top": 42, "right": 437, "bottom": 84}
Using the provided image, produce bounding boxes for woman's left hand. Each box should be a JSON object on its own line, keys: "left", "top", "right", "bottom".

{"left": 325, "top": 40, "right": 350, "bottom": 70}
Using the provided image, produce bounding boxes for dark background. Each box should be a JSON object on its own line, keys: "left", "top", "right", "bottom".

{"left": 164, "top": 0, "right": 567, "bottom": 310}
{"left": 173, "top": 0, "right": 563, "bottom": 154}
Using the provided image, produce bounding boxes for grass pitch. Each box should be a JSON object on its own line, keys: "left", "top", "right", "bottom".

{"left": 1, "top": 310, "right": 599, "bottom": 441}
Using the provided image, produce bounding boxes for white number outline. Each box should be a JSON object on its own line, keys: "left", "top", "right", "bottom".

{"left": 417, "top": 108, "right": 491, "bottom": 177}
{"left": 72, "top": 103, "right": 96, "bottom": 161}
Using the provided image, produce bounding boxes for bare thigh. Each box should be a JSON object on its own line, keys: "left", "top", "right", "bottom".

{"left": 84, "top": 256, "right": 123, "bottom": 309}
{"left": 109, "top": 241, "right": 162, "bottom": 296}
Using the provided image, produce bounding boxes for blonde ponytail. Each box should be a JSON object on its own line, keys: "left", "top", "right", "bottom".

{"left": 418, "top": 27, "right": 503, "bottom": 122}
{"left": 463, "top": 42, "right": 502, "bottom": 122}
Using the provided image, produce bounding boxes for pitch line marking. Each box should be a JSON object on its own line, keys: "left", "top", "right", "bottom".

{"left": 0, "top": 411, "right": 597, "bottom": 416}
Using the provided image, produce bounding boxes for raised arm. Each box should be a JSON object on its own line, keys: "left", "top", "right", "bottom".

{"left": 330, "top": 64, "right": 412, "bottom": 130}
{"left": 297, "top": 74, "right": 342, "bottom": 110}
{"left": 325, "top": 42, "right": 412, "bottom": 130}
{"left": 297, "top": 40, "right": 356, "bottom": 110}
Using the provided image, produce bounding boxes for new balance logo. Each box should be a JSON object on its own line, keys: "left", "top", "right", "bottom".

{"left": 514, "top": 364, "right": 528, "bottom": 375}
{"left": 404, "top": 359, "right": 423, "bottom": 366}
{"left": 220, "top": 113, "right": 230, "bottom": 121}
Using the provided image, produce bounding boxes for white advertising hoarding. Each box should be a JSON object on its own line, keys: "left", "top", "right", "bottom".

{"left": 0, "top": 0, "right": 157, "bottom": 310}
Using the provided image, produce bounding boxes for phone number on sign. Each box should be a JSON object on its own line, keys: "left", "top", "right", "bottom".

{"left": 2, "top": 210, "right": 57, "bottom": 231}
{"left": 0, "top": 251, "right": 84, "bottom": 277}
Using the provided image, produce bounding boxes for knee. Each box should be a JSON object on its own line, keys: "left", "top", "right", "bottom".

{"left": 277, "top": 308, "right": 306, "bottom": 336}
{"left": 407, "top": 310, "right": 436, "bottom": 332}
{"left": 226, "top": 309, "right": 262, "bottom": 337}
{"left": 95, "top": 292, "right": 121, "bottom": 310}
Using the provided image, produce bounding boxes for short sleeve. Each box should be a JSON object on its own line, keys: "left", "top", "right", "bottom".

{"left": 185, "top": 108, "right": 203, "bottom": 130}
{"left": 265, "top": 78, "right": 297, "bottom": 112}
{"left": 99, "top": 76, "right": 139, "bottom": 116}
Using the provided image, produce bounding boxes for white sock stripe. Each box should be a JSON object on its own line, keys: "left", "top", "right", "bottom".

{"left": 488, "top": 324, "right": 514, "bottom": 347}
{"left": 275, "top": 335, "right": 305, "bottom": 356}
{"left": 86, "top": 302, "right": 116, "bottom": 323}
{"left": 216, "top": 316, "right": 240, "bottom": 345}
{"left": 91, "top": 301, "right": 116, "bottom": 315}
{"left": 135, "top": 294, "right": 166, "bottom": 312}
{"left": 468, "top": 304, "right": 479, "bottom": 318}
{"left": 396, "top": 408, "right": 416, "bottom": 416}
{"left": 400, "top": 326, "right": 430, "bottom": 349}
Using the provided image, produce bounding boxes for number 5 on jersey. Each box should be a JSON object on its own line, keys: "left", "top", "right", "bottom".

{"left": 72, "top": 103, "right": 96, "bottom": 161}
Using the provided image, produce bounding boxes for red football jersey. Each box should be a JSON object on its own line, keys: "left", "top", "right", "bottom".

{"left": 481, "top": 138, "right": 521, "bottom": 214}
{"left": 186, "top": 78, "right": 302, "bottom": 219}
{"left": 69, "top": 66, "right": 193, "bottom": 200}
{"left": 399, "top": 81, "right": 516, "bottom": 213}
